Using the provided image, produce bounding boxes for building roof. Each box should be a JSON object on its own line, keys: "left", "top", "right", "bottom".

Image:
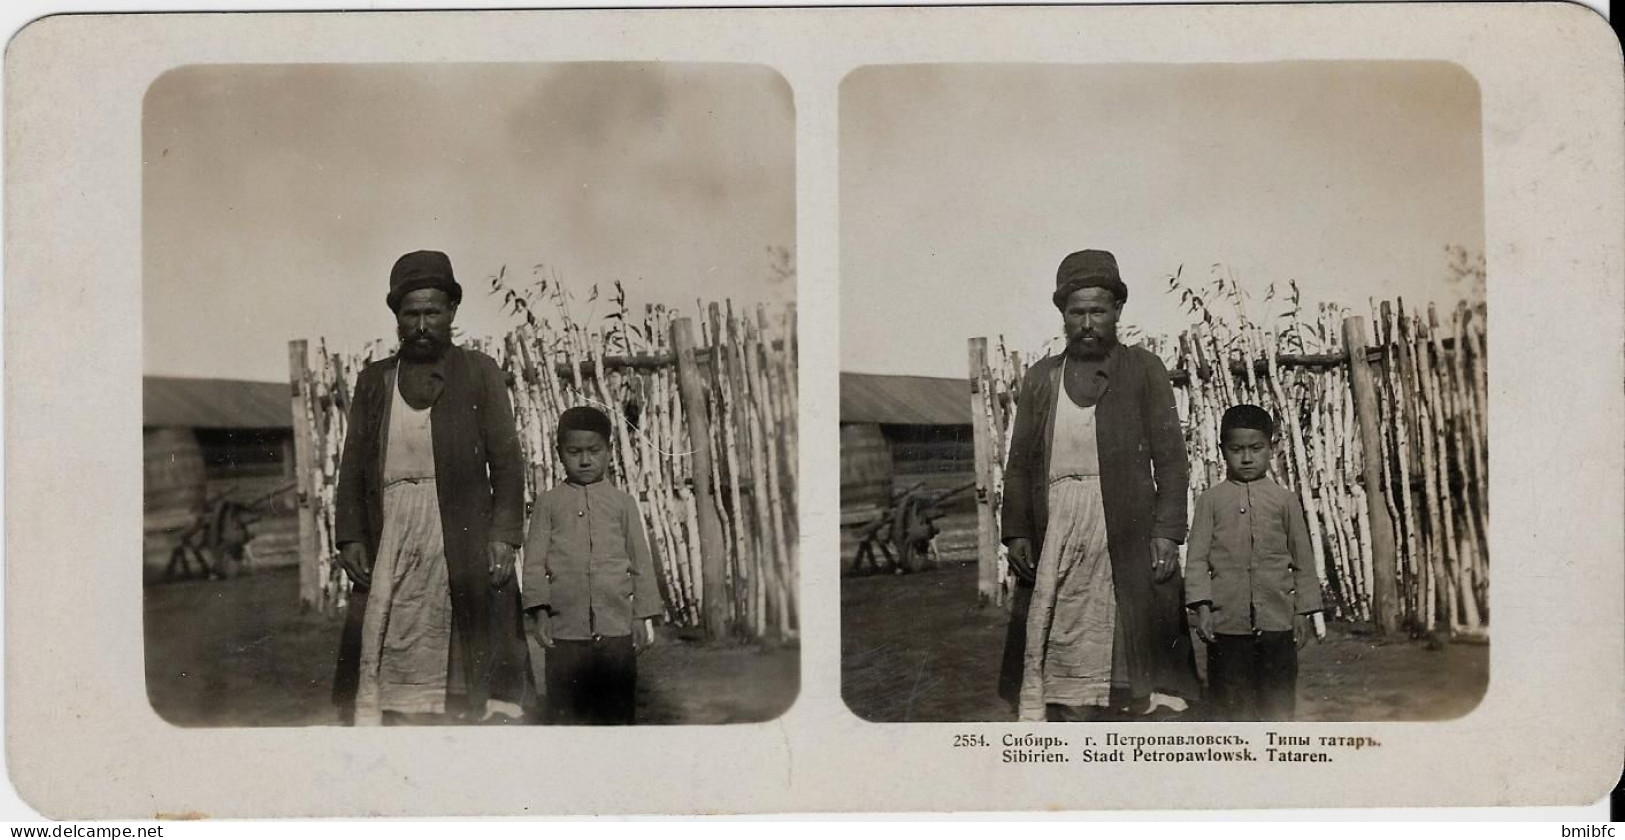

{"left": 144, "top": 376, "right": 291, "bottom": 429}
{"left": 840, "top": 372, "right": 970, "bottom": 426}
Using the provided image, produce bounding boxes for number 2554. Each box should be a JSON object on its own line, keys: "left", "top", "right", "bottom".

{"left": 952, "top": 734, "right": 988, "bottom": 747}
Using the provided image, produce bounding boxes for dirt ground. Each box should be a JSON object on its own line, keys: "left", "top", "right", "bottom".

{"left": 145, "top": 567, "right": 799, "bottom": 727}
{"left": 841, "top": 560, "right": 1488, "bottom": 723}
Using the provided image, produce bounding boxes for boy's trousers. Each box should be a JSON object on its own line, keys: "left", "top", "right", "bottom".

{"left": 1207, "top": 631, "right": 1297, "bottom": 721}
{"left": 546, "top": 636, "right": 636, "bottom": 725}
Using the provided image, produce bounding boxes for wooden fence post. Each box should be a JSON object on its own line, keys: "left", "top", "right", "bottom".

{"left": 671, "top": 318, "right": 730, "bottom": 639}
{"left": 288, "top": 340, "right": 320, "bottom": 612}
{"left": 1343, "top": 316, "right": 1400, "bottom": 634}
{"left": 968, "top": 338, "right": 999, "bottom": 606}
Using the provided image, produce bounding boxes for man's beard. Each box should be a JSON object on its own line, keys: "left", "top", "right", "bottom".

{"left": 399, "top": 331, "right": 450, "bottom": 361}
{"left": 1066, "top": 330, "right": 1115, "bottom": 359}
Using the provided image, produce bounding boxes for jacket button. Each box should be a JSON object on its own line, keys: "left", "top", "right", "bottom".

{"left": 577, "top": 510, "right": 584, "bottom": 517}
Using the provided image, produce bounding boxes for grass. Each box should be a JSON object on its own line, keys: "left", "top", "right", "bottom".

{"left": 841, "top": 560, "right": 1488, "bottom": 723}
{"left": 145, "top": 567, "right": 799, "bottom": 726}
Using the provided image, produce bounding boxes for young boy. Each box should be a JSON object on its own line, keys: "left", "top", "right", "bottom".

{"left": 1185, "top": 404, "right": 1324, "bottom": 721}
{"left": 521, "top": 406, "right": 663, "bottom": 725}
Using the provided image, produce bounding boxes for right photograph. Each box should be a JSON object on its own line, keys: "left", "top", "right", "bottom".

{"left": 839, "top": 62, "right": 1488, "bottom": 724}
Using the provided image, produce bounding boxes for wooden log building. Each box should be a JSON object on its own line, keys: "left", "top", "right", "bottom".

{"left": 839, "top": 372, "right": 975, "bottom": 506}
{"left": 143, "top": 376, "right": 300, "bottom": 578}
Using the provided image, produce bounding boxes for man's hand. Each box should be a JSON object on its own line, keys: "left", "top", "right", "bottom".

{"left": 337, "top": 542, "right": 372, "bottom": 588}
{"left": 633, "top": 619, "right": 655, "bottom": 651}
{"left": 1194, "top": 603, "right": 1216, "bottom": 644}
{"left": 526, "top": 608, "right": 554, "bottom": 649}
{"left": 488, "top": 541, "right": 517, "bottom": 588}
{"left": 1005, "top": 538, "right": 1035, "bottom": 583}
{"left": 1150, "top": 537, "right": 1180, "bottom": 583}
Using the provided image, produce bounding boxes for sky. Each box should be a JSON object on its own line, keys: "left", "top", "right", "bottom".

{"left": 840, "top": 61, "right": 1485, "bottom": 377}
{"left": 143, "top": 62, "right": 795, "bottom": 382}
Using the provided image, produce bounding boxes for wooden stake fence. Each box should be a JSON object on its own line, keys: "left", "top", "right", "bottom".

{"left": 290, "top": 301, "right": 798, "bottom": 644}
{"left": 289, "top": 340, "right": 319, "bottom": 611}
{"left": 672, "top": 319, "right": 729, "bottom": 639}
{"left": 968, "top": 338, "right": 1000, "bottom": 606}
{"left": 969, "top": 299, "right": 1488, "bottom": 636}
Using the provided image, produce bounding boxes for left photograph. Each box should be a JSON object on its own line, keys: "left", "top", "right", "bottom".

{"left": 141, "top": 63, "right": 798, "bottom": 727}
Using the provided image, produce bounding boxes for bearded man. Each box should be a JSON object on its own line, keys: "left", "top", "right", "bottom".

{"left": 997, "top": 249, "right": 1199, "bottom": 722}
{"left": 331, "top": 250, "right": 535, "bottom": 725}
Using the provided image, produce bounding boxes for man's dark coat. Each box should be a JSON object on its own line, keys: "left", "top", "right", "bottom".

{"left": 332, "top": 345, "right": 533, "bottom": 720}
{"left": 997, "top": 343, "right": 1200, "bottom": 707}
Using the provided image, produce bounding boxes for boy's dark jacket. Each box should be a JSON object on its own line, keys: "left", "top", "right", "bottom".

{"left": 998, "top": 343, "right": 1199, "bottom": 704}
{"left": 331, "top": 345, "right": 533, "bottom": 718}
